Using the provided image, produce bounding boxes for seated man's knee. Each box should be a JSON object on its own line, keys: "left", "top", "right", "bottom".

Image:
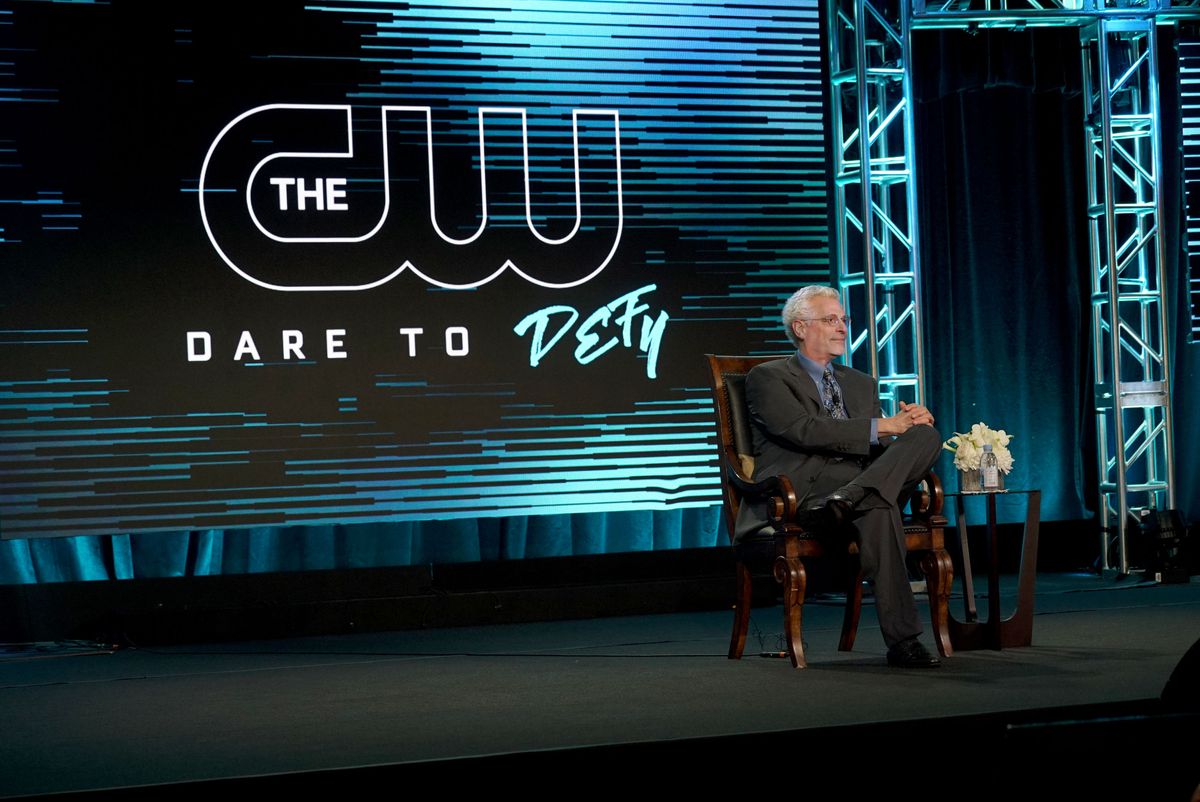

{"left": 898, "top": 422, "right": 941, "bottom": 454}
{"left": 918, "top": 423, "right": 941, "bottom": 444}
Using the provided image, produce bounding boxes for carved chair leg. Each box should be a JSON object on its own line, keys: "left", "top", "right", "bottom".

{"left": 839, "top": 557, "right": 864, "bottom": 652}
{"left": 920, "top": 548, "right": 955, "bottom": 658}
{"left": 774, "top": 554, "right": 808, "bottom": 669}
{"left": 729, "top": 560, "right": 753, "bottom": 660}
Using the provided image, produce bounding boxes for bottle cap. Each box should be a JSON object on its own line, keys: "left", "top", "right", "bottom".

{"left": 983, "top": 444, "right": 993, "bottom": 451}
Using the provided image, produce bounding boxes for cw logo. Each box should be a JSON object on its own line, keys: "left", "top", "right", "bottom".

{"left": 198, "top": 104, "right": 624, "bottom": 292}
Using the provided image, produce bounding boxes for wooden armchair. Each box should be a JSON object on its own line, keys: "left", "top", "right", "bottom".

{"left": 705, "top": 354, "right": 953, "bottom": 668}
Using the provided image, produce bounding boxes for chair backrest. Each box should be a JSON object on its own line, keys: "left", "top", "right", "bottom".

{"left": 705, "top": 354, "right": 784, "bottom": 543}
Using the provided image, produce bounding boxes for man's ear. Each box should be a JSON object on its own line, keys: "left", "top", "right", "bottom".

{"left": 792, "top": 321, "right": 805, "bottom": 341}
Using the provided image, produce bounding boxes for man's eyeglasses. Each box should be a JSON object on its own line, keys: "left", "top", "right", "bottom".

{"left": 801, "top": 315, "right": 851, "bottom": 327}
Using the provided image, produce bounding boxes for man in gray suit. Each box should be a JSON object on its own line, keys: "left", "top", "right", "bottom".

{"left": 735, "top": 285, "right": 943, "bottom": 668}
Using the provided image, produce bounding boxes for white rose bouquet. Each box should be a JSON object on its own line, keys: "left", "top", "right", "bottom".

{"left": 943, "top": 422, "right": 1014, "bottom": 474}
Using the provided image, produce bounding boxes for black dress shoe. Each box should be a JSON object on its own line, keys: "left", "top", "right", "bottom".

{"left": 799, "top": 493, "right": 855, "bottom": 532}
{"left": 798, "top": 499, "right": 841, "bottom": 530}
{"left": 823, "top": 492, "right": 854, "bottom": 528}
{"left": 887, "top": 638, "right": 941, "bottom": 669}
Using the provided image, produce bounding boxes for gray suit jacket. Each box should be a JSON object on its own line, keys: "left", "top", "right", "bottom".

{"left": 733, "top": 354, "right": 881, "bottom": 542}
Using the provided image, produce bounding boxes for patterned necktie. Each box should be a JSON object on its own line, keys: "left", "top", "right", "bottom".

{"left": 822, "top": 366, "right": 847, "bottom": 419}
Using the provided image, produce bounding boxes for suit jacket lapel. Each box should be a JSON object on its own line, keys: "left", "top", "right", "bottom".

{"left": 832, "top": 363, "right": 869, "bottom": 418}
{"left": 785, "top": 354, "right": 822, "bottom": 408}
{"left": 786, "top": 354, "right": 871, "bottom": 418}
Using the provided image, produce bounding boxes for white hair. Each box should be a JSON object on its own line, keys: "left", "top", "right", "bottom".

{"left": 782, "top": 285, "right": 840, "bottom": 347}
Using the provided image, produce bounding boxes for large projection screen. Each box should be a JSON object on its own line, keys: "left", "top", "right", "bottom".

{"left": 0, "top": 0, "right": 829, "bottom": 539}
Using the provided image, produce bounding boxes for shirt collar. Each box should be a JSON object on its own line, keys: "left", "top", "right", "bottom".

{"left": 795, "top": 351, "right": 832, "bottom": 384}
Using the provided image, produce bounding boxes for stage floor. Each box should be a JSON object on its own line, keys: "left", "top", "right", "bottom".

{"left": 1, "top": 572, "right": 1197, "bottom": 797}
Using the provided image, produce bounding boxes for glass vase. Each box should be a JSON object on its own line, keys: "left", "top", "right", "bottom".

{"left": 960, "top": 468, "right": 1004, "bottom": 493}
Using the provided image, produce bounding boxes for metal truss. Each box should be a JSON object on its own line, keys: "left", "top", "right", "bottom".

{"left": 1183, "top": 24, "right": 1200, "bottom": 340}
{"left": 1082, "top": 19, "right": 1176, "bottom": 573}
{"left": 827, "top": 0, "right": 927, "bottom": 414}
{"left": 823, "top": 0, "right": 1190, "bottom": 573}
{"left": 911, "top": 0, "right": 1200, "bottom": 30}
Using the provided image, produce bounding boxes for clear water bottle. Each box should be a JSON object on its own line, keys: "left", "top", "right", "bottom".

{"left": 981, "top": 444, "right": 1000, "bottom": 490}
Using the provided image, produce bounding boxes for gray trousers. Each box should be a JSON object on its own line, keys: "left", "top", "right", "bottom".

{"left": 841, "top": 424, "right": 943, "bottom": 648}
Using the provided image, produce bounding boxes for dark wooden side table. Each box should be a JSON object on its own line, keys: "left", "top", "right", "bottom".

{"left": 947, "top": 488, "right": 1041, "bottom": 650}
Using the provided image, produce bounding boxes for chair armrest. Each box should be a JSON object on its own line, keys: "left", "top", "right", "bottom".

{"left": 723, "top": 455, "right": 801, "bottom": 528}
{"left": 909, "top": 469, "right": 945, "bottom": 520}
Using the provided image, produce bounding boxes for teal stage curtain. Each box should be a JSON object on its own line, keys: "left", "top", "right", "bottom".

{"left": 915, "top": 26, "right": 1196, "bottom": 533}
{"left": 914, "top": 28, "right": 1096, "bottom": 527}
{"left": 0, "top": 508, "right": 725, "bottom": 583}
